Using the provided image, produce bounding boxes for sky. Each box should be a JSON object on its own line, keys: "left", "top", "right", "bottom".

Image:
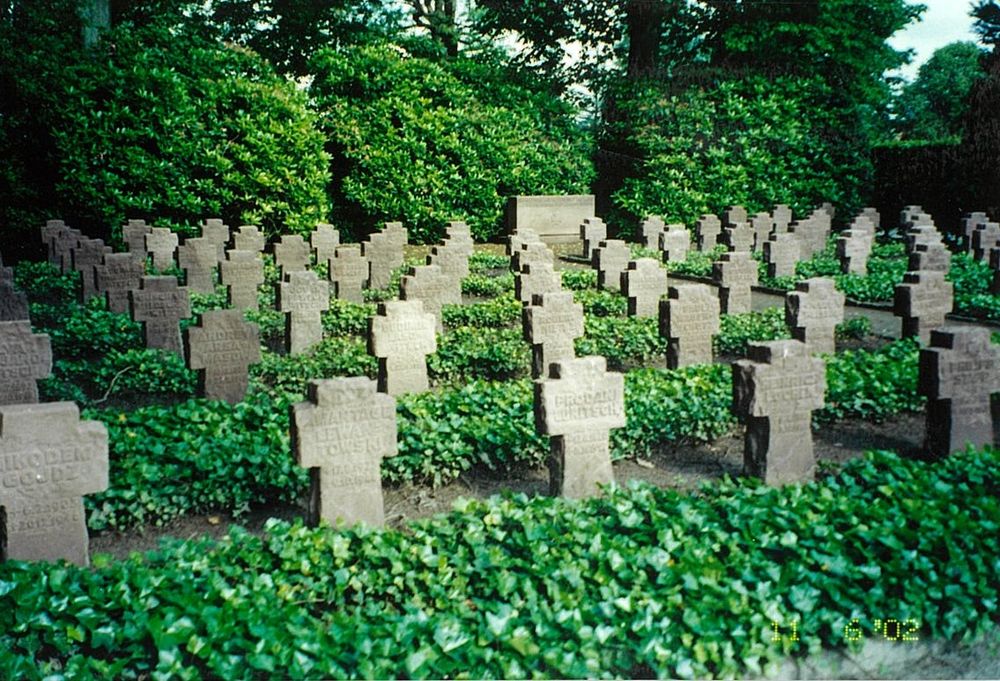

{"left": 888, "top": 0, "right": 984, "bottom": 81}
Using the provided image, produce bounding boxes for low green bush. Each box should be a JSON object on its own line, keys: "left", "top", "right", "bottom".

{"left": 835, "top": 316, "right": 873, "bottom": 341}
{"left": 714, "top": 308, "right": 791, "bottom": 356}
{"left": 38, "top": 297, "right": 143, "bottom": 361}
{"left": 666, "top": 246, "right": 727, "bottom": 278}
{"left": 5, "top": 446, "right": 997, "bottom": 679}
{"left": 462, "top": 272, "right": 514, "bottom": 298}
{"left": 574, "top": 289, "right": 627, "bottom": 317}
{"left": 251, "top": 337, "right": 376, "bottom": 395}
{"left": 428, "top": 327, "right": 531, "bottom": 383}
{"left": 468, "top": 251, "right": 510, "bottom": 273}
{"left": 442, "top": 294, "right": 520, "bottom": 329}
{"left": 949, "top": 253, "right": 1000, "bottom": 321}
{"left": 41, "top": 349, "right": 196, "bottom": 405}
{"left": 321, "top": 299, "right": 377, "bottom": 337}
{"left": 576, "top": 316, "right": 664, "bottom": 370}
{"left": 819, "top": 338, "right": 922, "bottom": 423}
{"left": 560, "top": 268, "right": 597, "bottom": 291}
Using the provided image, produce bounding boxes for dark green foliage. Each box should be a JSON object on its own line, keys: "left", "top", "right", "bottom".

{"left": 575, "top": 316, "right": 664, "bottom": 371}
{"left": 6, "top": 446, "right": 997, "bottom": 678}
{"left": 468, "top": 251, "right": 511, "bottom": 273}
{"left": 308, "top": 43, "right": 594, "bottom": 243}
{"left": 667, "top": 246, "right": 727, "bottom": 278}
{"left": 39, "top": 297, "right": 143, "bottom": 361}
{"left": 251, "top": 337, "right": 376, "bottom": 395}
{"left": 41, "top": 349, "right": 196, "bottom": 406}
{"left": 560, "top": 268, "right": 598, "bottom": 291}
{"left": 835, "top": 316, "right": 873, "bottom": 341}
{"left": 442, "top": 294, "right": 521, "bottom": 329}
{"left": 321, "top": 299, "right": 377, "bottom": 337}
{"left": 949, "top": 252, "right": 1000, "bottom": 320}
{"left": 895, "top": 42, "right": 987, "bottom": 142}
{"left": 429, "top": 327, "right": 531, "bottom": 382}
{"left": 714, "top": 308, "right": 791, "bottom": 356}
{"left": 573, "top": 289, "right": 627, "bottom": 317}
{"left": 819, "top": 339, "right": 922, "bottom": 423}
{"left": 462, "top": 272, "right": 515, "bottom": 298}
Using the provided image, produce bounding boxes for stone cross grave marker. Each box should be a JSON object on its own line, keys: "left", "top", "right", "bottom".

{"left": 292, "top": 377, "right": 397, "bottom": 527}
{"left": 40, "top": 220, "right": 66, "bottom": 266}
{"left": 534, "top": 356, "right": 624, "bottom": 498}
{"left": 772, "top": 205, "right": 793, "bottom": 232}
{"left": 232, "top": 225, "right": 265, "bottom": 254}
{"left": 900, "top": 205, "right": 927, "bottom": 226}
{"left": 580, "top": 218, "right": 606, "bottom": 259}
{"left": 311, "top": 223, "right": 340, "bottom": 266}
{"left": 819, "top": 202, "right": 836, "bottom": 219}
{"left": 640, "top": 216, "right": 666, "bottom": 250}
{"left": 122, "top": 220, "right": 152, "bottom": 262}
{"left": 507, "top": 227, "right": 541, "bottom": 257}
{"left": 145, "top": 228, "right": 178, "bottom": 272}
{"left": 363, "top": 228, "right": 404, "bottom": 290}
{"left": 659, "top": 225, "right": 690, "bottom": 264}
{"left": 199, "top": 218, "right": 230, "bottom": 262}
{"left": 176, "top": 237, "right": 218, "bottom": 294}
{"left": 400, "top": 264, "right": 459, "bottom": 333}
{"left": 696, "top": 214, "right": 722, "bottom": 251}
{"left": 71, "top": 238, "right": 112, "bottom": 302}
{"left": 220, "top": 249, "right": 264, "bottom": 312}
{"left": 368, "top": 300, "right": 437, "bottom": 396}
{"left": 52, "top": 227, "right": 83, "bottom": 275}
{"left": 991, "top": 248, "right": 1000, "bottom": 295}
{"left": 429, "top": 242, "right": 470, "bottom": 286}
{"left": 184, "top": 309, "right": 261, "bottom": 404}
{"left": 0, "top": 321, "right": 52, "bottom": 405}
{"left": 0, "top": 282, "right": 29, "bottom": 322}
{"left": 918, "top": 326, "right": 1000, "bottom": 458}
{"left": 712, "top": 251, "right": 758, "bottom": 314}
{"left": 962, "top": 212, "right": 989, "bottom": 251}
{"left": 593, "top": 239, "right": 630, "bottom": 292}
{"left": 329, "top": 246, "right": 367, "bottom": 303}
{"left": 789, "top": 211, "right": 830, "bottom": 260}
{"left": 732, "top": 340, "right": 826, "bottom": 485}
{"left": 523, "top": 290, "right": 584, "bottom": 378}
{"left": 511, "top": 241, "right": 555, "bottom": 273}
{"left": 785, "top": 277, "right": 845, "bottom": 355}
{"left": 750, "top": 212, "right": 773, "bottom": 250}
{"left": 278, "top": 270, "right": 330, "bottom": 355}
{"left": 722, "top": 223, "right": 754, "bottom": 252}
{"left": 445, "top": 221, "right": 475, "bottom": 250}
{"left": 0, "top": 401, "right": 108, "bottom": 566}
{"left": 908, "top": 242, "right": 951, "bottom": 272}
{"left": 904, "top": 223, "right": 944, "bottom": 254}
{"left": 860, "top": 206, "right": 881, "bottom": 228}
{"left": 894, "top": 270, "right": 953, "bottom": 344}
{"left": 762, "top": 233, "right": 800, "bottom": 278}
{"left": 622, "top": 258, "right": 668, "bottom": 318}
{"left": 273, "top": 234, "right": 311, "bottom": 276}
{"left": 723, "top": 205, "right": 748, "bottom": 226}
{"left": 971, "top": 222, "right": 1000, "bottom": 262}
{"left": 836, "top": 218, "right": 875, "bottom": 275}
{"left": 660, "top": 283, "right": 720, "bottom": 368}
{"left": 94, "top": 252, "right": 144, "bottom": 314}
{"left": 129, "top": 276, "right": 192, "bottom": 354}
{"left": 515, "top": 261, "right": 562, "bottom": 305}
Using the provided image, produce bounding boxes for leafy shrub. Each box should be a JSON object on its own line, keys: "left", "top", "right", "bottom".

{"left": 7, "top": 447, "right": 997, "bottom": 679}
{"left": 819, "top": 338, "right": 922, "bottom": 423}
{"left": 560, "top": 268, "right": 597, "bottom": 291}
{"left": 42, "top": 349, "right": 196, "bottom": 405}
{"left": 14, "top": 260, "right": 77, "bottom": 304}
{"left": 462, "top": 272, "right": 514, "bottom": 298}
{"left": 468, "top": 251, "right": 510, "bottom": 273}
{"left": 309, "top": 43, "right": 593, "bottom": 243}
{"left": 429, "top": 327, "right": 531, "bottom": 382}
{"left": 51, "top": 21, "right": 331, "bottom": 238}
{"left": 322, "top": 299, "right": 377, "bottom": 337}
{"left": 442, "top": 294, "right": 520, "bottom": 328}
{"left": 575, "top": 316, "right": 665, "bottom": 370}
{"left": 667, "top": 245, "right": 727, "bottom": 278}
{"left": 835, "top": 316, "right": 873, "bottom": 341}
{"left": 574, "top": 289, "right": 627, "bottom": 317}
{"left": 949, "top": 252, "right": 1000, "bottom": 320}
{"left": 251, "top": 337, "right": 376, "bottom": 395}
{"left": 714, "top": 308, "right": 791, "bottom": 356}
{"left": 39, "top": 297, "right": 143, "bottom": 361}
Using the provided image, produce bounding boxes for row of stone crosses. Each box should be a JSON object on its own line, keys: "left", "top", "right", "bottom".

{"left": 3, "top": 203, "right": 999, "bottom": 567}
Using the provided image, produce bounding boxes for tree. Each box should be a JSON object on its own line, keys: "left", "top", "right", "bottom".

{"left": 961, "top": 2, "right": 1000, "bottom": 211}
{"left": 896, "top": 42, "right": 986, "bottom": 141}
{"left": 972, "top": 0, "right": 1000, "bottom": 47}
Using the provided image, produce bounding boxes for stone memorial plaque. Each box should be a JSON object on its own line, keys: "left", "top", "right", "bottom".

{"left": 785, "top": 277, "right": 845, "bottom": 355}
{"left": 732, "top": 340, "right": 826, "bottom": 485}
{"left": 400, "top": 264, "right": 459, "bottom": 333}
{"left": 292, "top": 377, "right": 397, "bottom": 527}
{"left": 696, "top": 214, "right": 722, "bottom": 251}
{"left": 199, "top": 218, "right": 230, "bottom": 262}
{"left": 329, "top": 246, "right": 367, "bottom": 303}
{"left": 523, "top": 290, "right": 584, "bottom": 377}
{"left": 273, "top": 234, "right": 311, "bottom": 276}
{"left": 368, "top": 300, "right": 437, "bottom": 396}
{"left": 592, "top": 239, "right": 630, "bottom": 292}
{"left": 220, "top": 249, "right": 265, "bottom": 312}
{"left": 515, "top": 261, "right": 562, "bottom": 305}
{"left": 0, "top": 401, "right": 108, "bottom": 566}
{"left": 0, "top": 321, "right": 52, "bottom": 405}
{"left": 232, "top": 225, "right": 265, "bottom": 254}
{"left": 94, "top": 253, "right": 144, "bottom": 314}
{"left": 184, "top": 309, "right": 261, "bottom": 404}
{"left": 712, "top": 251, "right": 758, "bottom": 314}
{"left": 277, "top": 270, "right": 330, "bottom": 354}
{"left": 894, "top": 270, "right": 953, "bottom": 344}
{"left": 129, "top": 276, "right": 192, "bottom": 353}
{"left": 534, "top": 356, "right": 624, "bottom": 498}
{"left": 311, "top": 223, "right": 340, "bottom": 265}
{"left": 622, "top": 258, "right": 668, "bottom": 318}
{"left": 145, "top": 228, "right": 179, "bottom": 272}
{"left": 660, "top": 283, "right": 720, "bottom": 368}
{"left": 176, "top": 237, "right": 218, "bottom": 294}
{"left": 580, "top": 218, "right": 606, "bottom": 259}
{"left": 918, "top": 326, "right": 1000, "bottom": 458}
{"left": 506, "top": 195, "right": 595, "bottom": 244}
{"left": 762, "top": 233, "right": 799, "bottom": 278}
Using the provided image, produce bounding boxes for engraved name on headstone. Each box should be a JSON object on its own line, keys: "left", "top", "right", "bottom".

{"left": 660, "top": 283, "right": 720, "bottom": 368}
{"left": 894, "top": 270, "right": 953, "bottom": 344}
{"left": 400, "top": 264, "right": 459, "bottom": 333}
{"left": 622, "top": 258, "right": 668, "bottom": 318}
{"left": 220, "top": 249, "right": 265, "bottom": 312}
{"left": 273, "top": 234, "right": 311, "bottom": 276}
{"left": 145, "top": 228, "right": 179, "bottom": 272}
{"left": 176, "top": 237, "right": 218, "bottom": 294}
{"left": 785, "top": 277, "right": 845, "bottom": 355}
{"left": 515, "top": 261, "right": 562, "bottom": 305}
{"left": 311, "top": 223, "right": 340, "bottom": 266}
{"left": 696, "top": 214, "right": 722, "bottom": 251}
{"left": 762, "top": 233, "right": 800, "bottom": 278}
{"left": 129, "top": 276, "right": 192, "bottom": 353}
{"left": 277, "top": 270, "right": 330, "bottom": 355}
{"left": 199, "top": 218, "right": 230, "bottom": 262}
{"left": 122, "top": 220, "right": 152, "bottom": 263}
{"left": 523, "top": 290, "right": 584, "bottom": 378}
{"left": 184, "top": 309, "right": 261, "bottom": 404}
{"left": 94, "top": 253, "right": 144, "bottom": 314}
{"left": 329, "top": 246, "right": 367, "bottom": 303}
{"left": 232, "top": 225, "right": 266, "bottom": 254}
{"left": 712, "top": 251, "right": 758, "bottom": 314}
{"left": 0, "top": 321, "right": 52, "bottom": 405}
{"left": 592, "top": 239, "right": 630, "bottom": 292}
{"left": 580, "top": 218, "right": 606, "bottom": 259}
{"left": 368, "top": 300, "right": 437, "bottom": 396}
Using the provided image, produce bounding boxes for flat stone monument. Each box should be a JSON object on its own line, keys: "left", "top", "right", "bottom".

{"left": 184, "top": 309, "right": 261, "bottom": 404}
{"left": 400, "top": 264, "right": 459, "bottom": 333}
{"left": 220, "top": 249, "right": 264, "bottom": 312}
{"left": 732, "top": 340, "right": 826, "bottom": 485}
{"left": 580, "top": 218, "right": 606, "bottom": 259}
{"left": 311, "top": 223, "right": 340, "bottom": 265}
{"left": 129, "top": 276, "right": 192, "bottom": 354}
{"left": 522, "top": 290, "right": 584, "bottom": 378}
{"left": 292, "top": 377, "right": 397, "bottom": 527}
{"left": 622, "top": 258, "right": 668, "bottom": 318}
{"left": 368, "top": 300, "right": 437, "bottom": 396}
{"left": 145, "top": 228, "right": 178, "bottom": 272}
{"left": 0, "top": 321, "right": 52, "bottom": 405}
{"left": 918, "top": 326, "right": 1000, "bottom": 458}
{"left": 199, "top": 218, "right": 230, "bottom": 262}
{"left": 329, "top": 246, "right": 367, "bottom": 303}
{"left": 176, "top": 237, "right": 218, "bottom": 294}
{"left": 763, "top": 233, "right": 800, "bottom": 278}
{"left": 712, "top": 251, "right": 758, "bottom": 314}
{"left": 278, "top": 270, "right": 330, "bottom": 354}
{"left": 894, "top": 270, "right": 953, "bottom": 344}
{"left": 94, "top": 253, "right": 144, "bottom": 314}
{"left": 696, "top": 214, "right": 722, "bottom": 251}
{"left": 506, "top": 195, "right": 595, "bottom": 244}
{"left": 660, "top": 283, "right": 720, "bottom": 368}
{"left": 232, "top": 225, "right": 265, "bottom": 254}
{"left": 659, "top": 225, "right": 690, "bottom": 264}
{"left": 640, "top": 216, "right": 666, "bottom": 250}
{"left": 785, "top": 277, "right": 845, "bottom": 355}
{"left": 593, "top": 239, "right": 630, "bottom": 292}
{"left": 273, "top": 234, "right": 311, "bottom": 276}
{"left": 515, "top": 261, "right": 562, "bottom": 305}
{"left": 534, "top": 356, "right": 624, "bottom": 498}
{"left": 0, "top": 401, "right": 108, "bottom": 566}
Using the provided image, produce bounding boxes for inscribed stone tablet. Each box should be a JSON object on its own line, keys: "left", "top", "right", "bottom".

{"left": 292, "top": 377, "right": 397, "bottom": 527}
{"left": 184, "top": 309, "right": 261, "bottom": 404}
{"left": 129, "top": 276, "right": 192, "bottom": 353}
{"left": 71, "top": 238, "right": 112, "bottom": 302}
{"left": 511, "top": 241, "right": 555, "bottom": 273}
{"left": 122, "top": 220, "right": 152, "bottom": 262}
{"left": 722, "top": 223, "right": 754, "bottom": 252}
{"left": 94, "top": 253, "right": 145, "bottom": 314}
{"left": 763, "top": 233, "right": 800, "bottom": 278}
{"left": 277, "top": 270, "right": 330, "bottom": 354}
{"left": 51, "top": 227, "right": 83, "bottom": 274}
{"left": 506, "top": 195, "right": 595, "bottom": 244}
{"left": 0, "top": 401, "right": 108, "bottom": 566}
{"left": 640, "top": 216, "right": 666, "bottom": 249}
{"left": 0, "top": 321, "right": 52, "bottom": 405}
